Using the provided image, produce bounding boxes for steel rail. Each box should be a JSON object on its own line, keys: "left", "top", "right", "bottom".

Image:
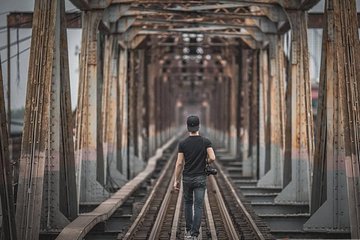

{"left": 148, "top": 171, "right": 177, "bottom": 239}
{"left": 122, "top": 143, "right": 178, "bottom": 239}
{"left": 215, "top": 162, "right": 266, "bottom": 240}
{"left": 209, "top": 175, "right": 240, "bottom": 240}
{"left": 170, "top": 182, "right": 183, "bottom": 240}
{"left": 56, "top": 134, "right": 180, "bottom": 240}
{"left": 204, "top": 190, "right": 218, "bottom": 240}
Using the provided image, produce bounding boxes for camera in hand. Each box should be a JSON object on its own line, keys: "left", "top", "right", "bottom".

{"left": 205, "top": 164, "right": 217, "bottom": 176}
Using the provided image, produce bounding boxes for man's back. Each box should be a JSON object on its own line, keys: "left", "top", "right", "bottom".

{"left": 178, "top": 136, "right": 212, "bottom": 177}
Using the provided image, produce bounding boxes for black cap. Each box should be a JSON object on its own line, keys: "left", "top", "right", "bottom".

{"left": 187, "top": 115, "right": 200, "bottom": 132}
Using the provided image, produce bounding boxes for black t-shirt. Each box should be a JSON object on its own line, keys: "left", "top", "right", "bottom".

{"left": 178, "top": 136, "right": 212, "bottom": 177}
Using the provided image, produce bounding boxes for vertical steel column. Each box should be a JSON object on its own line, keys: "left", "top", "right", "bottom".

{"left": 304, "top": 0, "right": 360, "bottom": 237}
{"left": 6, "top": 24, "right": 11, "bottom": 134}
{"left": 128, "top": 48, "right": 145, "bottom": 177}
{"left": 227, "top": 53, "right": 238, "bottom": 157}
{"left": 0, "top": 57, "right": 17, "bottom": 239}
{"left": 275, "top": 11, "right": 314, "bottom": 204}
{"left": 155, "top": 65, "right": 161, "bottom": 148}
{"left": 142, "top": 49, "right": 150, "bottom": 161}
{"left": 74, "top": 11, "right": 109, "bottom": 203}
{"left": 16, "top": 0, "right": 77, "bottom": 238}
{"left": 147, "top": 49, "right": 156, "bottom": 156}
{"left": 258, "top": 49, "right": 269, "bottom": 178}
{"left": 240, "top": 49, "right": 251, "bottom": 176}
{"left": 257, "top": 35, "right": 285, "bottom": 187}
{"left": 58, "top": 0, "right": 78, "bottom": 221}
{"left": 248, "top": 51, "right": 260, "bottom": 179}
{"left": 137, "top": 50, "right": 146, "bottom": 161}
{"left": 101, "top": 35, "right": 126, "bottom": 189}
{"left": 219, "top": 77, "right": 226, "bottom": 147}
{"left": 117, "top": 47, "right": 129, "bottom": 176}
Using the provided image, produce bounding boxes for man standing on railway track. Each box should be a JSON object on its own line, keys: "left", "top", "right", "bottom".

{"left": 174, "top": 115, "right": 216, "bottom": 240}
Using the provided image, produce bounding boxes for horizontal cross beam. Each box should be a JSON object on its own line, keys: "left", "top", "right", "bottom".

{"left": 7, "top": 11, "right": 81, "bottom": 28}
{"left": 7, "top": 11, "right": 357, "bottom": 29}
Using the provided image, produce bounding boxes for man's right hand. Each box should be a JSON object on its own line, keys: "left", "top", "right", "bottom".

{"left": 173, "top": 180, "right": 180, "bottom": 191}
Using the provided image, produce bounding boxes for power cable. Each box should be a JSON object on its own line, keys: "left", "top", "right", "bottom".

{"left": 1, "top": 47, "right": 30, "bottom": 64}
{"left": 0, "top": 35, "right": 32, "bottom": 52}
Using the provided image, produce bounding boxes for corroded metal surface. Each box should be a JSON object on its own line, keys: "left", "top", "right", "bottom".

{"left": 9, "top": 0, "right": 360, "bottom": 238}
{"left": 248, "top": 51, "right": 259, "bottom": 178}
{"left": 15, "top": 0, "right": 77, "bottom": 239}
{"left": 74, "top": 11, "right": 111, "bottom": 203}
{"left": 257, "top": 35, "right": 286, "bottom": 188}
{"left": 305, "top": 0, "right": 360, "bottom": 237}
{"left": 239, "top": 49, "right": 251, "bottom": 176}
{"left": 275, "top": 10, "right": 314, "bottom": 204}
{"left": 101, "top": 35, "right": 127, "bottom": 188}
{"left": 0, "top": 57, "right": 17, "bottom": 239}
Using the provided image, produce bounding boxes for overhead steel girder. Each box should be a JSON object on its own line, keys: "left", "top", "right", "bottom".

{"left": 127, "top": 7, "right": 282, "bottom": 25}
{"left": 70, "top": 0, "right": 111, "bottom": 10}
{"left": 110, "top": 12, "right": 269, "bottom": 48}
{"left": 113, "top": 17, "right": 269, "bottom": 42}
{"left": 176, "top": 2, "right": 284, "bottom": 22}
{"left": 114, "top": 0, "right": 316, "bottom": 10}
{"left": 101, "top": 2, "right": 287, "bottom": 32}
{"left": 118, "top": 26, "right": 263, "bottom": 49}
{"left": 102, "top": 7, "right": 279, "bottom": 33}
{"left": 111, "top": 15, "right": 277, "bottom": 34}
{"left": 71, "top": 0, "right": 319, "bottom": 12}
{"left": 142, "top": 1, "right": 287, "bottom": 22}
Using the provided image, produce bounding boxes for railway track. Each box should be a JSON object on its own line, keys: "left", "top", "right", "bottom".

{"left": 58, "top": 134, "right": 272, "bottom": 240}
{"left": 122, "top": 157, "right": 273, "bottom": 240}
{"left": 211, "top": 163, "right": 274, "bottom": 240}
{"left": 56, "top": 136, "right": 180, "bottom": 240}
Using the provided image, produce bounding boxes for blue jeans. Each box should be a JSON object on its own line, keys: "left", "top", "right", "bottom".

{"left": 182, "top": 175, "right": 207, "bottom": 237}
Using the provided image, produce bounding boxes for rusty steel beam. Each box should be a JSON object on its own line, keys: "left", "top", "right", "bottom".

{"left": 239, "top": 49, "right": 251, "bottom": 176}
{"left": 7, "top": 11, "right": 81, "bottom": 28}
{"left": 308, "top": 12, "right": 360, "bottom": 28}
{"left": 248, "top": 50, "right": 260, "bottom": 179}
{"left": 101, "top": 35, "right": 127, "bottom": 188}
{"left": 0, "top": 58, "right": 17, "bottom": 239}
{"left": 128, "top": 48, "right": 150, "bottom": 175}
{"left": 225, "top": 50, "right": 238, "bottom": 157}
{"left": 275, "top": 10, "right": 314, "bottom": 204}
{"left": 258, "top": 49, "right": 269, "bottom": 178}
{"left": 117, "top": 27, "right": 263, "bottom": 49}
{"left": 69, "top": 0, "right": 89, "bottom": 10}
{"left": 147, "top": 51, "right": 156, "bottom": 156}
{"left": 257, "top": 35, "right": 285, "bottom": 188}
{"left": 127, "top": 49, "right": 136, "bottom": 179}
{"left": 74, "top": 10, "right": 111, "bottom": 204}
{"left": 15, "top": 0, "right": 77, "bottom": 239}
{"left": 7, "top": 11, "right": 351, "bottom": 29}
{"left": 117, "top": 48, "right": 129, "bottom": 174}
{"left": 59, "top": 0, "right": 78, "bottom": 222}
{"left": 304, "top": 0, "right": 360, "bottom": 237}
